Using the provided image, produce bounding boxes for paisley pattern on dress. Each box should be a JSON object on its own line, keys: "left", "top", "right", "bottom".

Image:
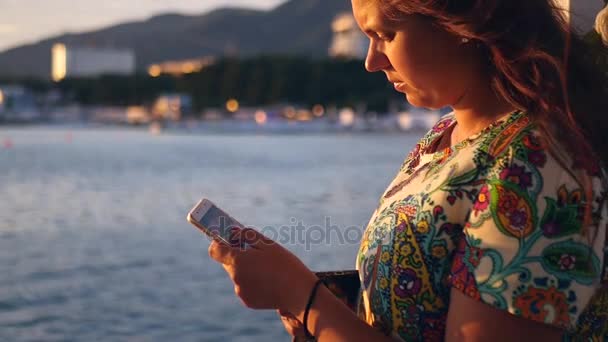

{"left": 356, "top": 111, "right": 608, "bottom": 341}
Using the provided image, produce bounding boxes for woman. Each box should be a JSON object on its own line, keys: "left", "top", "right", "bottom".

{"left": 208, "top": 0, "right": 608, "bottom": 340}
{"left": 598, "top": 1, "right": 608, "bottom": 46}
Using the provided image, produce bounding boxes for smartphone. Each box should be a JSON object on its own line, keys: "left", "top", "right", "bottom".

{"left": 187, "top": 198, "right": 244, "bottom": 245}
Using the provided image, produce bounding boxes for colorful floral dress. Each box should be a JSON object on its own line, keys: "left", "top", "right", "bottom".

{"left": 356, "top": 111, "right": 608, "bottom": 341}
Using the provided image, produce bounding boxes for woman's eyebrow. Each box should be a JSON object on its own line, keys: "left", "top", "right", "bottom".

{"left": 363, "top": 21, "right": 385, "bottom": 34}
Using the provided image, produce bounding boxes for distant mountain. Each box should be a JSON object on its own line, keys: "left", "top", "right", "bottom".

{"left": 0, "top": 0, "right": 352, "bottom": 79}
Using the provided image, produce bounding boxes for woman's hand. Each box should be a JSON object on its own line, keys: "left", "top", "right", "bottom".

{"left": 278, "top": 309, "right": 307, "bottom": 338}
{"left": 209, "top": 228, "right": 395, "bottom": 342}
{"left": 208, "top": 228, "right": 318, "bottom": 315}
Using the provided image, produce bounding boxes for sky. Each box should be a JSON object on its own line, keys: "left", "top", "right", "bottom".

{"left": 0, "top": 0, "right": 286, "bottom": 52}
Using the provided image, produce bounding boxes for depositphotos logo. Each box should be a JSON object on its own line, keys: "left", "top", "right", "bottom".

{"left": 205, "top": 216, "right": 368, "bottom": 250}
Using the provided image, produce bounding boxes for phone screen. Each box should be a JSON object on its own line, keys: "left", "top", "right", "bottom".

{"left": 196, "top": 205, "right": 243, "bottom": 241}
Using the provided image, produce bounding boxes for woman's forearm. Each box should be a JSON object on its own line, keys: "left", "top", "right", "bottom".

{"left": 291, "top": 284, "right": 395, "bottom": 342}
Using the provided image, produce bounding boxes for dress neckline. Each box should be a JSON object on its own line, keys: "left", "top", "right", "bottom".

{"left": 423, "top": 110, "right": 523, "bottom": 156}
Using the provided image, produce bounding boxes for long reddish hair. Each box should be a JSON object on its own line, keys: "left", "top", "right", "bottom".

{"left": 377, "top": 0, "right": 608, "bottom": 232}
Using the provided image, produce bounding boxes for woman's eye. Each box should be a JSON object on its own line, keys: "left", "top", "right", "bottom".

{"left": 365, "top": 30, "right": 394, "bottom": 42}
{"left": 376, "top": 33, "right": 393, "bottom": 41}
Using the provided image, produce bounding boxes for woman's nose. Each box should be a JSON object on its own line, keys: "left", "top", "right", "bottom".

{"left": 365, "top": 42, "right": 389, "bottom": 72}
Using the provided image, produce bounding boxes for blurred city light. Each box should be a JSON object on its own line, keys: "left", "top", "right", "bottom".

{"left": 312, "top": 104, "right": 325, "bottom": 117}
{"left": 397, "top": 112, "right": 413, "bottom": 130}
{"left": 169, "top": 98, "right": 180, "bottom": 112}
{"left": 51, "top": 43, "right": 67, "bottom": 82}
{"left": 226, "top": 99, "right": 240, "bottom": 113}
{"left": 126, "top": 106, "right": 149, "bottom": 125}
{"left": 254, "top": 110, "right": 268, "bottom": 125}
{"left": 296, "top": 110, "right": 312, "bottom": 121}
{"left": 146, "top": 57, "right": 215, "bottom": 77}
{"left": 154, "top": 98, "right": 170, "bottom": 115}
{"left": 181, "top": 62, "right": 196, "bottom": 74}
{"left": 339, "top": 108, "right": 355, "bottom": 126}
{"left": 148, "top": 65, "right": 162, "bottom": 77}
{"left": 0, "top": 90, "right": 4, "bottom": 104}
{"left": 284, "top": 106, "right": 296, "bottom": 119}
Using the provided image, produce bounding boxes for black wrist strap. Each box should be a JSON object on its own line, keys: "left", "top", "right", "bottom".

{"left": 303, "top": 279, "right": 325, "bottom": 339}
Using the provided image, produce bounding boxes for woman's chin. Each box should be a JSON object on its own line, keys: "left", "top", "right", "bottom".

{"left": 405, "top": 93, "right": 442, "bottom": 110}
{"left": 405, "top": 93, "right": 427, "bottom": 108}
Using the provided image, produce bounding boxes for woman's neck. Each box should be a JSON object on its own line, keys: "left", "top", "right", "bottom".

{"left": 450, "top": 80, "right": 516, "bottom": 145}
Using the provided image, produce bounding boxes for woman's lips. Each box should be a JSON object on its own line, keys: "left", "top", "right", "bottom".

{"left": 393, "top": 82, "right": 407, "bottom": 92}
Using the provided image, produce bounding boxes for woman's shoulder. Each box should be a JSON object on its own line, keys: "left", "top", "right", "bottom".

{"left": 474, "top": 111, "right": 604, "bottom": 180}
{"left": 470, "top": 111, "right": 607, "bottom": 219}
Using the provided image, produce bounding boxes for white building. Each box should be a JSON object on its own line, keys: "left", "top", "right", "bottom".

{"left": 556, "top": 0, "right": 606, "bottom": 33}
{"left": 329, "top": 13, "right": 367, "bottom": 59}
{"left": 51, "top": 43, "right": 136, "bottom": 82}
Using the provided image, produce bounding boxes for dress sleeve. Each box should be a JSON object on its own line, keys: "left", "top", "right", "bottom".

{"left": 449, "top": 147, "right": 606, "bottom": 331}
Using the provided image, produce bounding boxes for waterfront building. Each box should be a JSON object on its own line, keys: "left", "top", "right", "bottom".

{"left": 51, "top": 44, "right": 136, "bottom": 82}
{"left": 329, "top": 13, "right": 367, "bottom": 60}
{"left": 0, "top": 85, "right": 41, "bottom": 122}
{"left": 557, "top": 0, "right": 606, "bottom": 33}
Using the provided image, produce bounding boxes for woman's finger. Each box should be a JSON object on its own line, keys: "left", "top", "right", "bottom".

{"left": 230, "top": 227, "right": 275, "bottom": 250}
{"left": 208, "top": 240, "right": 240, "bottom": 265}
{"left": 278, "top": 309, "right": 300, "bottom": 321}
{"left": 277, "top": 309, "right": 305, "bottom": 337}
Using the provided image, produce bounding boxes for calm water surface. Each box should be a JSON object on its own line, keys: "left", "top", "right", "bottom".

{"left": 0, "top": 126, "right": 418, "bottom": 341}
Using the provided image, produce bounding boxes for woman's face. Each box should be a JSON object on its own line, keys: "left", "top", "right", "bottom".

{"left": 351, "top": 0, "right": 478, "bottom": 109}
